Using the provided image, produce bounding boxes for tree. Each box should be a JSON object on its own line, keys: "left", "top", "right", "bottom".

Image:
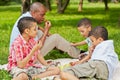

{"left": 45, "top": 0, "right": 51, "bottom": 11}
{"left": 78, "top": 0, "right": 83, "bottom": 12}
{"left": 0, "top": 0, "right": 11, "bottom": 5}
{"left": 56, "top": 0, "right": 70, "bottom": 13}
{"left": 78, "top": 0, "right": 109, "bottom": 12}
{"left": 21, "top": 0, "right": 31, "bottom": 14}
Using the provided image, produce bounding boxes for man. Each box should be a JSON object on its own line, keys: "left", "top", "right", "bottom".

{"left": 10, "top": 2, "right": 80, "bottom": 58}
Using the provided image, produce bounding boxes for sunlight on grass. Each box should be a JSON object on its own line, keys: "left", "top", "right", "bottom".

{"left": 0, "top": 1, "right": 120, "bottom": 79}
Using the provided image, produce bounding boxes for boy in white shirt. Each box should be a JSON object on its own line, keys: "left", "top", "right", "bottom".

{"left": 58, "top": 26, "right": 118, "bottom": 80}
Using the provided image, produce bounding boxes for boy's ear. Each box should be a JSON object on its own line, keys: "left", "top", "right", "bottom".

{"left": 98, "top": 37, "right": 104, "bottom": 42}
{"left": 88, "top": 27, "right": 91, "bottom": 31}
{"left": 24, "top": 28, "right": 29, "bottom": 34}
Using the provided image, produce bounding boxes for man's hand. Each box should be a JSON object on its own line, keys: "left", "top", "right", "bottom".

{"left": 45, "top": 21, "right": 51, "bottom": 30}
{"left": 38, "top": 21, "right": 51, "bottom": 46}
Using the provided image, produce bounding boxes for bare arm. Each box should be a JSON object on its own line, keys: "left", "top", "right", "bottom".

{"left": 37, "top": 52, "right": 48, "bottom": 66}
{"left": 17, "top": 41, "right": 43, "bottom": 68}
{"left": 36, "top": 21, "right": 51, "bottom": 65}
{"left": 38, "top": 26, "right": 45, "bottom": 32}
{"left": 71, "top": 40, "right": 87, "bottom": 46}
{"left": 38, "top": 21, "right": 51, "bottom": 44}
{"left": 76, "top": 54, "right": 91, "bottom": 64}
{"left": 38, "top": 22, "right": 51, "bottom": 37}
{"left": 71, "top": 45, "right": 95, "bottom": 66}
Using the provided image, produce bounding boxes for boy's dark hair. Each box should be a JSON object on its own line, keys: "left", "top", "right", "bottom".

{"left": 17, "top": 17, "right": 37, "bottom": 34}
{"left": 90, "top": 26, "right": 108, "bottom": 40}
{"left": 77, "top": 18, "right": 92, "bottom": 27}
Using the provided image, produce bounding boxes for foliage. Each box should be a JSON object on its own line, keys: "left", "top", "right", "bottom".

{"left": 0, "top": 1, "right": 120, "bottom": 79}
{"left": 0, "top": 70, "right": 12, "bottom": 79}
{"left": 0, "top": 0, "right": 11, "bottom": 5}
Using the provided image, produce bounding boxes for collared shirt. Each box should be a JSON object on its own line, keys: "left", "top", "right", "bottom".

{"left": 90, "top": 40, "right": 118, "bottom": 80}
{"left": 7, "top": 35, "right": 40, "bottom": 71}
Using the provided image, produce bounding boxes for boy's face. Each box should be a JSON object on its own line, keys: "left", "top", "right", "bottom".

{"left": 27, "top": 22, "right": 38, "bottom": 38}
{"left": 77, "top": 26, "right": 91, "bottom": 38}
{"left": 90, "top": 36, "right": 103, "bottom": 47}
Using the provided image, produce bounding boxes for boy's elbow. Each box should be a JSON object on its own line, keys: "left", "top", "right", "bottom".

{"left": 88, "top": 56, "right": 91, "bottom": 59}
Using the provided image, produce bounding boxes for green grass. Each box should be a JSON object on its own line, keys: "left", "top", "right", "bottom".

{"left": 0, "top": 1, "right": 120, "bottom": 79}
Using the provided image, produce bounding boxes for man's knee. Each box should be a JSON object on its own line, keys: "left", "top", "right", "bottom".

{"left": 51, "top": 34, "right": 61, "bottom": 39}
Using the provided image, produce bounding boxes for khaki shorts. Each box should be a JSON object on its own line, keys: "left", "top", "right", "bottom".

{"left": 64, "top": 60, "right": 108, "bottom": 80}
{"left": 10, "top": 66, "right": 47, "bottom": 78}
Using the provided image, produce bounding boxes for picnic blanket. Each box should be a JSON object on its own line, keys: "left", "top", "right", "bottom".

{"left": 0, "top": 58, "right": 120, "bottom": 80}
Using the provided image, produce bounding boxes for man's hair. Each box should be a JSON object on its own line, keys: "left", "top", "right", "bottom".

{"left": 90, "top": 26, "right": 108, "bottom": 40}
{"left": 77, "top": 18, "right": 92, "bottom": 27}
{"left": 30, "top": 2, "right": 47, "bottom": 12}
{"left": 17, "top": 17, "right": 37, "bottom": 34}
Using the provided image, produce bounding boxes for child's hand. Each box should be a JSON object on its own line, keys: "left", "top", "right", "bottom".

{"left": 70, "top": 61, "right": 80, "bottom": 66}
{"left": 79, "top": 53, "right": 87, "bottom": 60}
{"left": 70, "top": 62, "right": 76, "bottom": 66}
{"left": 70, "top": 43, "right": 76, "bottom": 46}
{"left": 32, "top": 40, "right": 43, "bottom": 52}
{"left": 38, "top": 40, "right": 43, "bottom": 46}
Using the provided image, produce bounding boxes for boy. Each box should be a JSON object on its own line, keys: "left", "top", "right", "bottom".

{"left": 7, "top": 17, "right": 59, "bottom": 80}
{"left": 70, "top": 18, "right": 92, "bottom": 65}
{"left": 59, "top": 26, "right": 118, "bottom": 80}
{"left": 71, "top": 18, "right": 92, "bottom": 47}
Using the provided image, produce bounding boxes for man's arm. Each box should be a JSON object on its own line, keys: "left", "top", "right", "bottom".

{"left": 38, "top": 25, "right": 51, "bottom": 37}
{"left": 38, "top": 21, "right": 51, "bottom": 44}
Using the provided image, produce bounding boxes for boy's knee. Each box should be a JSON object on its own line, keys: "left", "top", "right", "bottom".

{"left": 60, "top": 72, "right": 68, "bottom": 79}
{"left": 17, "top": 73, "right": 28, "bottom": 80}
{"left": 54, "top": 67, "right": 61, "bottom": 74}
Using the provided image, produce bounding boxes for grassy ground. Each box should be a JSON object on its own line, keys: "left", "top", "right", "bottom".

{"left": 0, "top": 1, "right": 120, "bottom": 79}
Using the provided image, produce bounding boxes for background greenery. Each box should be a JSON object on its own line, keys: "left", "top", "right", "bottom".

{"left": 0, "top": 0, "right": 120, "bottom": 79}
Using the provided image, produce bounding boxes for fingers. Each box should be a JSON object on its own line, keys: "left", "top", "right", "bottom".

{"left": 37, "top": 40, "right": 43, "bottom": 49}
{"left": 70, "top": 43, "right": 76, "bottom": 46}
{"left": 70, "top": 43, "right": 74, "bottom": 46}
{"left": 45, "top": 21, "right": 51, "bottom": 28}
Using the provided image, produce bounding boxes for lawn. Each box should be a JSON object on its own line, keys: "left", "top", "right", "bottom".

{"left": 0, "top": 0, "right": 120, "bottom": 79}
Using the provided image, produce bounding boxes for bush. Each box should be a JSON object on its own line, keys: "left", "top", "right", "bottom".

{"left": 0, "top": 0, "right": 11, "bottom": 5}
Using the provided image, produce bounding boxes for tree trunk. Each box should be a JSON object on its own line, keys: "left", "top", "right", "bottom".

{"left": 21, "top": 0, "right": 31, "bottom": 14}
{"left": 103, "top": 0, "right": 109, "bottom": 10}
{"left": 45, "top": 0, "right": 51, "bottom": 11}
{"left": 57, "top": 0, "right": 70, "bottom": 14}
{"left": 78, "top": 0, "right": 83, "bottom": 12}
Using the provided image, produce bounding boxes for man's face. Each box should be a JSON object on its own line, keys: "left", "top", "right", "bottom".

{"left": 32, "top": 8, "right": 46, "bottom": 24}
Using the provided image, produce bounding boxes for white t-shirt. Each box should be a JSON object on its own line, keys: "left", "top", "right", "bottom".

{"left": 90, "top": 40, "right": 118, "bottom": 80}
